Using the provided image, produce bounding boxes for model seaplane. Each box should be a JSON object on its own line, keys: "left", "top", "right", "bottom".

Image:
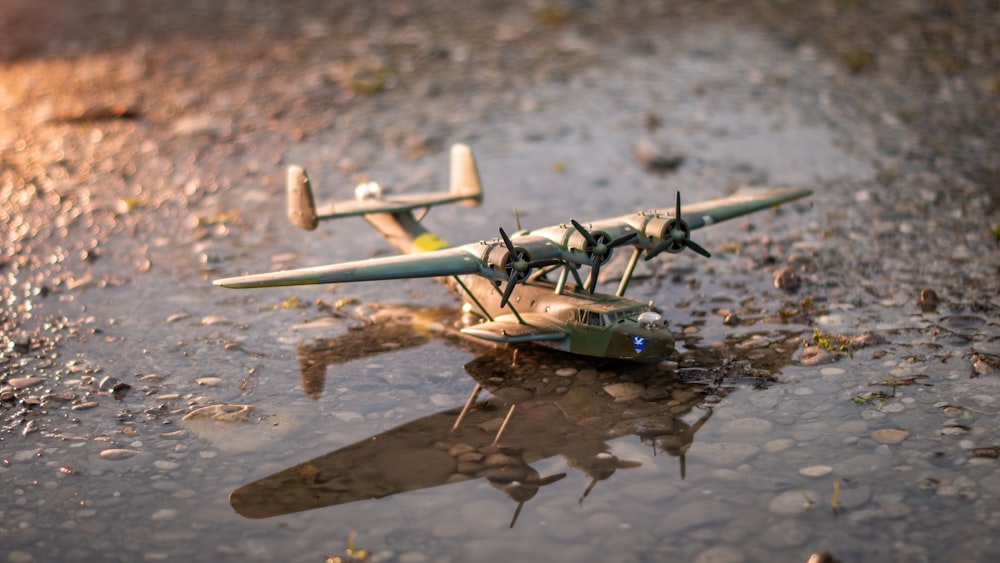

{"left": 215, "top": 143, "right": 811, "bottom": 361}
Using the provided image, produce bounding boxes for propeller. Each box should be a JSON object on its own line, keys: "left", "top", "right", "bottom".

{"left": 569, "top": 219, "right": 637, "bottom": 293}
{"left": 645, "top": 192, "right": 710, "bottom": 260}
{"left": 496, "top": 227, "right": 561, "bottom": 308}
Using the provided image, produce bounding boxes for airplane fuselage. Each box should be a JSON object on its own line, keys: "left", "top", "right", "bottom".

{"left": 452, "top": 274, "right": 674, "bottom": 362}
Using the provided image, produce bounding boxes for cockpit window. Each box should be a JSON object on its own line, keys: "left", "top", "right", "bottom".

{"left": 637, "top": 311, "right": 664, "bottom": 330}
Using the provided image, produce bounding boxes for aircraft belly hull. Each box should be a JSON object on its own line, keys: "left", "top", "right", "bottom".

{"left": 454, "top": 276, "right": 674, "bottom": 362}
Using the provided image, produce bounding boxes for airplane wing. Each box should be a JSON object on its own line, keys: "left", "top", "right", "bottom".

{"left": 214, "top": 246, "right": 485, "bottom": 289}
{"left": 681, "top": 187, "right": 812, "bottom": 230}
{"left": 461, "top": 314, "right": 567, "bottom": 343}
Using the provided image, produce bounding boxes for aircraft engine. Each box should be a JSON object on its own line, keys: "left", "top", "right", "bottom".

{"left": 644, "top": 193, "right": 710, "bottom": 260}
{"left": 486, "top": 231, "right": 564, "bottom": 307}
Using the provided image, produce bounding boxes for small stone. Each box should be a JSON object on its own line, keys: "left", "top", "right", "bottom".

{"left": 692, "top": 545, "right": 745, "bottom": 563}
{"left": 799, "top": 346, "right": 838, "bottom": 366}
{"left": 603, "top": 382, "right": 644, "bottom": 401}
{"left": 773, "top": 266, "right": 801, "bottom": 292}
{"left": 7, "top": 551, "right": 35, "bottom": 563}
{"left": 150, "top": 508, "right": 179, "bottom": 521}
{"left": 555, "top": 367, "right": 578, "bottom": 377}
{"left": 8, "top": 377, "right": 45, "bottom": 389}
{"left": 71, "top": 401, "right": 99, "bottom": 411}
{"left": 448, "top": 443, "right": 476, "bottom": 457}
{"left": 200, "top": 315, "right": 229, "bottom": 326}
{"left": 918, "top": 288, "right": 940, "bottom": 311}
{"left": 182, "top": 404, "right": 253, "bottom": 423}
{"left": 166, "top": 313, "right": 191, "bottom": 323}
{"left": 871, "top": 428, "right": 908, "bottom": 444}
{"left": 719, "top": 418, "right": 774, "bottom": 435}
{"left": 878, "top": 499, "right": 912, "bottom": 518}
{"left": 853, "top": 332, "right": 887, "bottom": 347}
{"left": 99, "top": 448, "right": 139, "bottom": 461}
{"left": 798, "top": 465, "right": 833, "bottom": 477}
{"left": 154, "top": 460, "right": 181, "bottom": 470}
{"left": 99, "top": 376, "right": 130, "bottom": 392}
{"left": 763, "top": 439, "right": 795, "bottom": 453}
{"left": 195, "top": 377, "right": 224, "bottom": 387}
{"left": 687, "top": 442, "right": 761, "bottom": 467}
{"left": 769, "top": 489, "right": 817, "bottom": 515}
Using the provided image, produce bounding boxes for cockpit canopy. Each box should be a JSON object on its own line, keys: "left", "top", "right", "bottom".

{"left": 637, "top": 311, "right": 665, "bottom": 330}
{"left": 577, "top": 305, "right": 659, "bottom": 328}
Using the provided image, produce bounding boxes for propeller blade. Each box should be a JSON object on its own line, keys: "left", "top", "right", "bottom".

{"left": 584, "top": 258, "right": 602, "bottom": 293}
{"left": 610, "top": 232, "right": 638, "bottom": 249}
{"left": 499, "top": 271, "right": 518, "bottom": 308}
{"left": 570, "top": 219, "right": 597, "bottom": 246}
{"left": 675, "top": 191, "right": 682, "bottom": 220}
{"left": 644, "top": 239, "right": 670, "bottom": 261}
{"left": 499, "top": 227, "right": 516, "bottom": 253}
{"left": 685, "top": 239, "right": 711, "bottom": 258}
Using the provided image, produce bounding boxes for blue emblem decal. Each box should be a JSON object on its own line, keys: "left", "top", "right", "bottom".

{"left": 631, "top": 336, "right": 646, "bottom": 354}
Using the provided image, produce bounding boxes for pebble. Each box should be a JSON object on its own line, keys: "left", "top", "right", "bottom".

{"left": 71, "top": 401, "right": 99, "bottom": 411}
{"left": 719, "top": 418, "right": 774, "bottom": 435}
{"left": 692, "top": 545, "right": 745, "bottom": 563}
{"left": 200, "top": 315, "right": 229, "bottom": 326}
{"left": 195, "top": 377, "right": 224, "bottom": 387}
{"left": 154, "top": 460, "right": 181, "bottom": 470}
{"left": 799, "top": 346, "right": 838, "bottom": 366}
{"left": 151, "top": 508, "right": 179, "bottom": 521}
{"left": 603, "top": 382, "right": 644, "bottom": 401}
{"left": 555, "top": 367, "right": 578, "bottom": 377}
{"left": 165, "top": 312, "right": 191, "bottom": 323}
{"left": 687, "top": 442, "right": 761, "bottom": 467}
{"left": 798, "top": 465, "right": 833, "bottom": 477}
{"left": 99, "top": 448, "right": 139, "bottom": 461}
{"left": 762, "top": 518, "right": 810, "bottom": 547}
{"left": 773, "top": 266, "right": 801, "bottom": 292}
{"left": 769, "top": 489, "right": 818, "bottom": 515}
{"left": 7, "top": 551, "right": 34, "bottom": 563}
{"left": 182, "top": 404, "right": 253, "bottom": 423}
{"left": 9, "top": 377, "right": 45, "bottom": 389}
{"left": 871, "top": 428, "right": 909, "bottom": 444}
{"left": 763, "top": 439, "right": 795, "bottom": 453}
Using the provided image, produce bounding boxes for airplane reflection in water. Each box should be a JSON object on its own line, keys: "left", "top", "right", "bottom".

{"left": 231, "top": 308, "right": 724, "bottom": 527}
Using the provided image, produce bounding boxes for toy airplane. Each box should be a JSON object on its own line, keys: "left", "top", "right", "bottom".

{"left": 215, "top": 143, "right": 811, "bottom": 361}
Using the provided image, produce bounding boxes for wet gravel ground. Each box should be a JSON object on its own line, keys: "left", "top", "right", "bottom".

{"left": 2, "top": 1, "right": 999, "bottom": 562}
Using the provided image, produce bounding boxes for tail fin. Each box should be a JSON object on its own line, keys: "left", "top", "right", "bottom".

{"left": 449, "top": 143, "right": 483, "bottom": 207}
{"left": 287, "top": 165, "right": 318, "bottom": 231}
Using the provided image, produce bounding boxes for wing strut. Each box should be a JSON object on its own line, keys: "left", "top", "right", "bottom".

{"left": 452, "top": 276, "right": 494, "bottom": 322}
{"left": 615, "top": 247, "right": 643, "bottom": 297}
